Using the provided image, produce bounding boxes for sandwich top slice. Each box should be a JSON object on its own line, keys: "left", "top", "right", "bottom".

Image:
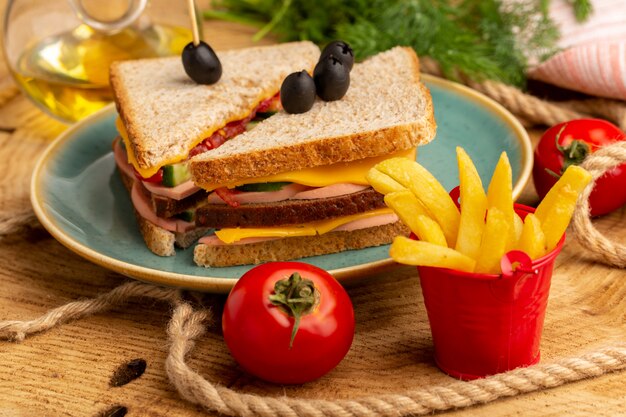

{"left": 188, "top": 46, "right": 436, "bottom": 267}
{"left": 110, "top": 41, "right": 321, "bottom": 179}
{"left": 190, "top": 46, "right": 435, "bottom": 188}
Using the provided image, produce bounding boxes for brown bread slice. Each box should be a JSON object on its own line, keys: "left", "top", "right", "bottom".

{"left": 152, "top": 190, "right": 209, "bottom": 218}
{"left": 110, "top": 41, "right": 320, "bottom": 171}
{"left": 195, "top": 187, "right": 385, "bottom": 228}
{"left": 190, "top": 47, "right": 436, "bottom": 188}
{"left": 194, "top": 221, "right": 410, "bottom": 267}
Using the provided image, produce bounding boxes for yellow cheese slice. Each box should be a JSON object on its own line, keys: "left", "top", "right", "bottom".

{"left": 117, "top": 117, "right": 201, "bottom": 178}
{"left": 203, "top": 148, "right": 416, "bottom": 191}
{"left": 215, "top": 208, "right": 394, "bottom": 244}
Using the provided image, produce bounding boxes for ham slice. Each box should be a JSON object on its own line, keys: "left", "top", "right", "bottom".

{"left": 142, "top": 180, "right": 200, "bottom": 201}
{"left": 292, "top": 183, "right": 369, "bottom": 199}
{"left": 333, "top": 212, "right": 399, "bottom": 232}
{"left": 113, "top": 139, "right": 136, "bottom": 179}
{"left": 205, "top": 183, "right": 368, "bottom": 205}
{"left": 131, "top": 182, "right": 195, "bottom": 233}
{"left": 206, "top": 183, "right": 310, "bottom": 204}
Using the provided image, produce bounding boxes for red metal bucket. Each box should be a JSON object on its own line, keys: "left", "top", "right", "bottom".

{"left": 418, "top": 204, "right": 564, "bottom": 380}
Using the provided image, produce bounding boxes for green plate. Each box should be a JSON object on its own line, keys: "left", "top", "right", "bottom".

{"left": 31, "top": 75, "right": 532, "bottom": 292}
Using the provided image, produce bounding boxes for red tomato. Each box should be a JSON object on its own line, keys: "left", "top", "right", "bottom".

{"left": 222, "top": 262, "right": 355, "bottom": 384}
{"left": 533, "top": 118, "right": 626, "bottom": 216}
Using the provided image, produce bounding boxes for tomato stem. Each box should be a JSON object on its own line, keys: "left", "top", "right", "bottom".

{"left": 268, "top": 272, "right": 319, "bottom": 349}
{"left": 554, "top": 123, "right": 590, "bottom": 173}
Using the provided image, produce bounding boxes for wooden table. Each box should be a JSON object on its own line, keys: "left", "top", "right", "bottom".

{"left": 1, "top": 7, "right": 625, "bottom": 417}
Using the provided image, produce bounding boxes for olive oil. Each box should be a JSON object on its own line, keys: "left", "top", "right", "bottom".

{"left": 11, "top": 23, "right": 191, "bottom": 122}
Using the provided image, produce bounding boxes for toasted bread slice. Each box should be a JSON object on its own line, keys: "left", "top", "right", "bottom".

{"left": 190, "top": 47, "right": 436, "bottom": 188}
{"left": 195, "top": 187, "right": 385, "bottom": 228}
{"left": 194, "top": 221, "right": 410, "bottom": 267}
{"left": 110, "top": 41, "right": 320, "bottom": 173}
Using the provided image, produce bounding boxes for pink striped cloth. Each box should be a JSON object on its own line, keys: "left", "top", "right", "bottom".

{"left": 527, "top": 0, "right": 626, "bottom": 100}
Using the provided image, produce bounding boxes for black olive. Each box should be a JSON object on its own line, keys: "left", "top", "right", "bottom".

{"left": 320, "top": 41, "right": 354, "bottom": 71}
{"left": 182, "top": 41, "right": 222, "bottom": 85}
{"left": 280, "top": 70, "right": 316, "bottom": 114}
{"left": 313, "top": 55, "right": 350, "bottom": 101}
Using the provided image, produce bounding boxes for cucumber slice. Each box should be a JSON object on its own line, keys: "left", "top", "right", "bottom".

{"left": 236, "top": 182, "right": 291, "bottom": 192}
{"left": 175, "top": 210, "right": 195, "bottom": 222}
{"left": 245, "top": 121, "right": 260, "bottom": 131}
{"left": 162, "top": 162, "right": 191, "bottom": 187}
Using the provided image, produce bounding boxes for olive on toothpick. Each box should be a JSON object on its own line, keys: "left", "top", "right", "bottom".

{"left": 182, "top": 0, "right": 221, "bottom": 85}
{"left": 182, "top": 41, "right": 222, "bottom": 84}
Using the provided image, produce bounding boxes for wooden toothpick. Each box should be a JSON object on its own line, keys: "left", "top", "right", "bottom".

{"left": 187, "top": 0, "right": 200, "bottom": 46}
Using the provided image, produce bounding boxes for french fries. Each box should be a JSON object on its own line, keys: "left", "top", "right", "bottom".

{"left": 516, "top": 213, "right": 546, "bottom": 259}
{"left": 375, "top": 158, "right": 460, "bottom": 247}
{"left": 535, "top": 166, "right": 592, "bottom": 250}
{"left": 390, "top": 236, "right": 475, "bottom": 273}
{"left": 474, "top": 207, "right": 510, "bottom": 274}
{"left": 384, "top": 191, "right": 447, "bottom": 246}
{"left": 367, "top": 149, "right": 591, "bottom": 275}
{"left": 487, "top": 153, "right": 516, "bottom": 250}
{"left": 455, "top": 147, "right": 487, "bottom": 259}
{"left": 513, "top": 213, "right": 524, "bottom": 244}
{"left": 365, "top": 168, "right": 406, "bottom": 195}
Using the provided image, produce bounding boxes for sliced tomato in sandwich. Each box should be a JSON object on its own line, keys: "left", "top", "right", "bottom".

{"left": 214, "top": 187, "right": 241, "bottom": 207}
{"left": 135, "top": 167, "right": 163, "bottom": 183}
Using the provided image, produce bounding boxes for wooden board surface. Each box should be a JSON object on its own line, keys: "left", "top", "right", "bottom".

{"left": 1, "top": 2, "right": 625, "bottom": 416}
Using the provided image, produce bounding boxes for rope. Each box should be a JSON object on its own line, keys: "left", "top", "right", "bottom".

{"left": 468, "top": 80, "right": 585, "bottom": 128}
{"left": 0, "top": 281, "right": 179, "bottom": 342}
{"left": 572, "top": 141, "right": 626, "bottom": 268}
{"left": 418, "top": 57, "right": 626, "bottom": 131}
{"left": 563, "top": 98, "right": 626, "bottom": 130}
{"left": 2, "top": 282, "right": 625, "bottom": 416}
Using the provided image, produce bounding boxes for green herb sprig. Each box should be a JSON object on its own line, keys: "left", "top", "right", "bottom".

{"left": 205, "top": 0, "right": 590, "bottom": 87}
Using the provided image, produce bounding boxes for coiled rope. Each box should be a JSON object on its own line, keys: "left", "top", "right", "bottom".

{"left": 1, "top": 281, "right": 625, "bottom": 417}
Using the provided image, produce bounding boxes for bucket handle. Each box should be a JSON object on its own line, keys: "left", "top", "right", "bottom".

{"left": 500, "top": 250, "right": 538, "bottom": 280}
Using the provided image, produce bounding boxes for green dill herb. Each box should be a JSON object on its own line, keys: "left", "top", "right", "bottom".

{"left": 204, "top": 0, "right": 587, "bottom": 87}
{"left": 570, "top": 0, "right": 593, "bottom": 22}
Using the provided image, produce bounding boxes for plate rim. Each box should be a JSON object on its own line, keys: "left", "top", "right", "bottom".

{"left": 30, "top": 74, "right": 532, "bottom": 292}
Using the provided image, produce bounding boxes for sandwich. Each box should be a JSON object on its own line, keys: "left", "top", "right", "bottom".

{"left": 110, "top": 41, "right": 321, "bottom": 256}
{"left": 188, "top": 46, "right": 436, "bottom": 267}
{"left": 111, "top": 43, "right": 436, "bottom": 267}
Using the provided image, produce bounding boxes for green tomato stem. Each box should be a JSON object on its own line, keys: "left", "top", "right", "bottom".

{"left": 553, "top": 123, "right": 591, "bottom": 174}
{"left": 268, "top": 272, "right": 319, "bottom": 349}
